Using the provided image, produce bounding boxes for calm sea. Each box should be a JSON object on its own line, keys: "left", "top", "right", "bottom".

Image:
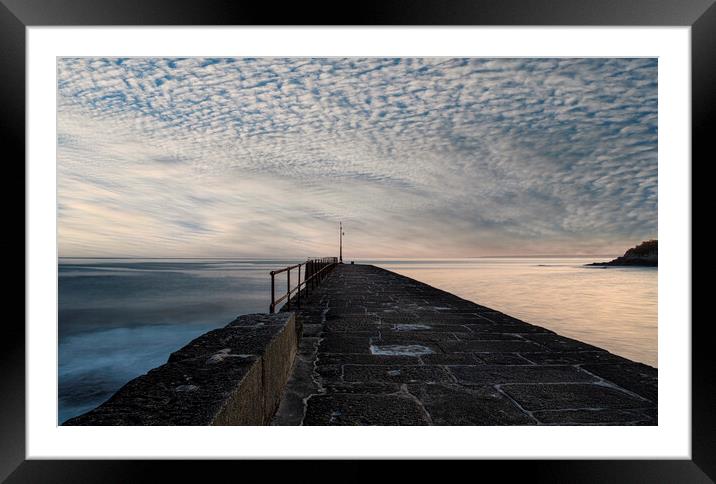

{"left": 58, "top": 257, "right": 657, "bottom": 423}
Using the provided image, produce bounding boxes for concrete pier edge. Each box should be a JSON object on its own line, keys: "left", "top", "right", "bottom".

{"left": 64, "top": 312, "right": 297, "bottom": 425}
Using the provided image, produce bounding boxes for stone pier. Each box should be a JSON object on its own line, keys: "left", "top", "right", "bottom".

{"left": 65, "top": 313, "right": 297, "bottom": 425}
{"left": 272, "top": 264, "right": 657, "bottom": 425}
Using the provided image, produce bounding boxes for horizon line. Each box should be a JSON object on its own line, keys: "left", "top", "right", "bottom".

{"left": 57, "top": 254, "right": 621, "bottom": 260}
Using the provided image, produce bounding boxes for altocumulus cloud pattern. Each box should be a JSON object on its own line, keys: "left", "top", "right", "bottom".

{"left": 57, "top": 58, "right": 657, "bottom": 257}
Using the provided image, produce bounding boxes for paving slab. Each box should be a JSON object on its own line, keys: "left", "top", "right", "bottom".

{"left": 532, "top": 408, "right": 656, "bottom": 425}
{"left": 581, "top": 363, "right": 658, "bottom": 402}
{"left": 343, "top": 364, "right": 454, "bottom": 384}
{"left": 439, "top": 340, "right": 546, "bottom": 353}
{"left": 303, "top": 394, "right": 430, "bottom": 425}
{"left": 450, "top": 365, "right": 597, "bottom": 384}
{"left": 475, "top": 353, "right": 535, "bottom": 365}
{"left": 407, "top": 383, "right": 536, "bottom": 425}
{"left": 521, "top": 351, "right": 631, "bottom": 365}
{"left": 500, "top": 383, "right": 652, "bottom": 411}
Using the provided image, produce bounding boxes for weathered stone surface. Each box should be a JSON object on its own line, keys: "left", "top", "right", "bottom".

{"left": 581, "top": 363, "right": 658, "bottom": 403}
{"left": 167, "top": 324, "right": 281, "bottom": 363}
{"left": 477, "top": 312, "right": 532, "bottom": 325}
{"left": 521, "top": 333, "right": 602, "bottom": 352}
{"left": 270, "top": 354, "right": 316, "bottom": 426}
{"left": 369, "top": 342, "right": 443, "bottom": 355}
{"left": 452, "top": 332, "right": 524, "bottom": 341}
{"left": 212, "top": 362, "right": 264, "bottom": 426}
{"left": 450, "top": 365, "right": 597, "bottom": 384}
{"left": 66, "top": 353, "right": 263, "bottom": 425}
{"left": 500, "top": 383, "right": 651, "bottom": 411}
{"left": 270, "top": 264, "right": 658, "bottom": 426}
{"left": 380, "top": 332, "right": 459, "bottom": 343}
{"left": 421, "top": 353, "right": 482, "bottom": 365}
{"left": 464, "top": 324, "right": 554, "bottom": 334}
{"left": 325, "top": 319, "right": 381, "bottom": 334}
{"left": 65, "top": 313, "right": 296, "bottom": 426}
{"left": 318, "top": 353, "right": 420, "bottom": 366}
{"left": 323, "top": 382, "right": 402, "bottom": 394}
{"left": 261, "top": 314, "right": 299, "bottom": 421}
{"left": 315, "top": 364, "right": 342, "bottom": 381}
{"left": 303, "top": 394, "right": 430, "bottom": 425}
{"left": 301, "top": 323, "right": 323, "bottom": 337}
{"left": 343, "top": 364, "right": 453, "bottom": 383}
{"left": 381, "top": 315, "right": 488, "bottom": 326}
{"left": 532, "top": 408, "right": 656, "bottom": 425}
{"left": 387, "top": 323, "right": 467, "bottom": 333}
{"left": 439, "top": 340, "right": 545, "bottom": 353}
{"left": 318, "top": 335, "right": 372, "bottom": 354}
{"left": 408, "top": 383, "right": 535, "bottom": 425}
{"left": 521, "top": 351, "right": 630, "bottom": 365}
{"left": 475, "top": 353, "right": 535, "bottom": 365}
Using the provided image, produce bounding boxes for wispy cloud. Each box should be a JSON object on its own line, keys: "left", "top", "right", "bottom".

{"left": 57, "top": 57, "right": 657, "bottom": 257}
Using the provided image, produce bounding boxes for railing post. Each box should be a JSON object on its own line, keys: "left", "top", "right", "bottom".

{"left": 297, "top": 264, "right": 301, "bottom": 307}
{"left": 287, "top": 267, "right": 291, "bottom": 311}
{"left": 270, "top": 271, "right": 275, "bottom": 313}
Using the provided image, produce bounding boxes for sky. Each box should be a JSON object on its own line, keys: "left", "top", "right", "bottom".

{"left": 57, "top": 57, "right": 657, "bottom": 258}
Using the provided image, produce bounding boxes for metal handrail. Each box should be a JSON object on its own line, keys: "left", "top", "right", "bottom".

{"left": 269, "top": 257, "right": 338, "bottom": 313}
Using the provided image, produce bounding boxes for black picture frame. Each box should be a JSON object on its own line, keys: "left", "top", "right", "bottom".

{"left": 5, "top": 0, "right": 710, "bottom": 481}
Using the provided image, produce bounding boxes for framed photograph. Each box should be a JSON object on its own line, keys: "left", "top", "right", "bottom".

{"left": 8, "top": 0, "right": 709, "bottom": 481}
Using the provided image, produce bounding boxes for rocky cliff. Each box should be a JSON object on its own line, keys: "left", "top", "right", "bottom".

{"left": 588, "top": 240, "right": 657, "bottom": 267}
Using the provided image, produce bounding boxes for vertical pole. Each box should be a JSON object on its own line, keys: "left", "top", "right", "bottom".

{"left": 287, "top": 267, "right": 291, "bottom": 311}
{"left": 270, "top": 271, "right": 275, "bottom": 313}
{"left": 297, "top": 264, "right": 301, "bottom": 307}
{"left": 339, "top": 221, "right": 343, "bottom": 263}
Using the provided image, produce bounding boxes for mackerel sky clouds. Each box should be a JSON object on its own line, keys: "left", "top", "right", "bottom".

{"left": 57, "top": 57, "right": 657, "bottom": 258}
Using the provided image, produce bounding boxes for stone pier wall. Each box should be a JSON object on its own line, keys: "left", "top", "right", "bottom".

{"left": 64, "top": 312, "right": 297, "bottom": 426}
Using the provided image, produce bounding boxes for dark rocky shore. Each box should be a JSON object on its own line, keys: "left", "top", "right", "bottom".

{"left": 587, "top": 240, "right": 657, "bottom": 267}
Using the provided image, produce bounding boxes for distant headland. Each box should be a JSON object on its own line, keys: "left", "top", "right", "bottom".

{"left": 587, "top": 240, "right": 657, "bottom": 267}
